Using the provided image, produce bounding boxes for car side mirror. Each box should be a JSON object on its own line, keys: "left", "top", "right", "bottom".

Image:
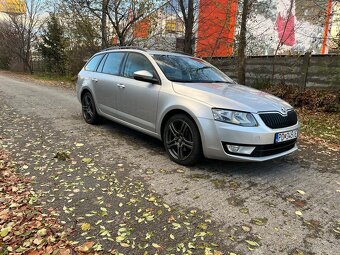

{"left": 133, "top": 70, "right": 159, "bottom": 84}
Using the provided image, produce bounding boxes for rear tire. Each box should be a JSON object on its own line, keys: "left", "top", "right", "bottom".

{"left": 163, "top": 114, "right": 202, "bottom": 166}
{"left": 81, "top": 92, "right": 100, "bottom": 124}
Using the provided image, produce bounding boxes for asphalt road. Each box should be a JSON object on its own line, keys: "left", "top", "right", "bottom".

{"left": 0, "top": 74, "right": 339, "bottom": 255}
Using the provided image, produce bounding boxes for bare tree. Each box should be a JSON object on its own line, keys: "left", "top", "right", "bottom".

{"left": 66, "top": 0, "right": 160, "bottom": 47}
{"left": 0, "top": 0, "right": 44, "bottom": 73}
{"left": 237, "top": 0, "right": 254, "bottom": 85}
{"left": 101, "top": 0, "right": 109, "bottom": 48}
{"left": 177, "top": 0, "right": 195, "bottom": 54}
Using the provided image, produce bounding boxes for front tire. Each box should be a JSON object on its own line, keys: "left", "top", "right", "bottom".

{"left": 81, "top": 92, "right": 99, "bottom": 124}
{"left": 163, "top": 114, "right": 202, "bottom": 166}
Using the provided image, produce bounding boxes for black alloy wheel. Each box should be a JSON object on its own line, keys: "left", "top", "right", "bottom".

{"left": 81, "top": 92, "right": 99, "bottom": 124}
{"left": 163, "top": 114, "right": 202, "bottom": 165}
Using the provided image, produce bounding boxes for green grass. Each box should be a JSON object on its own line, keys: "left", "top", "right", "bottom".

{"left": 297, "top": 109, "right": 340, "bottom": 145}
{"left": 32, "top": 73, "right": 74, "bottom": 83}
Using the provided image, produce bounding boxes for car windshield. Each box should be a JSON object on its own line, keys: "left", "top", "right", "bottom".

{"left": 152, "top": 54, "right": 235, "bottom": 83}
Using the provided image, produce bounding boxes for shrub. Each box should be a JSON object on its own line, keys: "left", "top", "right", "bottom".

{"left": 263, "top": 85, "right": 340, "bottom": 113}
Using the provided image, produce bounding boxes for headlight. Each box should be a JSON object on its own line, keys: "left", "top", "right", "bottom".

{"left": 212, "top": 109, "right": 258, "bottom": 127}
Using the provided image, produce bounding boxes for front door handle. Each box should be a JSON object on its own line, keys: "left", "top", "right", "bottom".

{"left": 117, "top": 84, "right": 125, "bottom": 89}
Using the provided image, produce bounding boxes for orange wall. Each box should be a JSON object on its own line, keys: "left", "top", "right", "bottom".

{"left": 134, "top": 19, "right": 151, "bottom": 39}
{"left": 196, "top": 0, "right": 238, "bottom": 57}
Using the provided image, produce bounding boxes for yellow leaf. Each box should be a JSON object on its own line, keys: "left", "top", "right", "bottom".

{"left": 245, "top": 240, "right": 259, "bottom": 247}
{"left": 0, "top": 227, "right": 11, "bottom": 237}
{"left": 82, "top": 158, "right": 92, "bottom": 164}
{"left": 297, "top": 190, "right": 305, "bottom": 195}
{"left": 152, "top": 243, "right": 161, "bottom": 248}
{"left": 37, "top": 228, "right": 47, "bottom": 236}
{"left": 295, "top": 211, "right": 303, "bottom": 217}
{"left": 81, "top": 223, "right": 91, "bottom": 231}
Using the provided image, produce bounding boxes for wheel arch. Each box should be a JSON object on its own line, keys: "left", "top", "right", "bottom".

{"left": 80, "top": 88, "right": 93, "bottom": 100}
{"left": 160, "top": 109, "right": 202, "bottom": 142}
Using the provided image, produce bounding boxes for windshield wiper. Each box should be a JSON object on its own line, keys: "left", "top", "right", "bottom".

{"left": 205, "top": 80, "right": 234, "bottom": 84}
{"left": 171, "top": 79, "right": 198, "bottom": 83}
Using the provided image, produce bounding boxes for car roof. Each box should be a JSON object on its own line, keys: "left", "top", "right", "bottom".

{"left": 147, "top": 50, "right": 191, "bottom": 57}
{"left": 96, "top": 48, "right": 192, "bottom": 58}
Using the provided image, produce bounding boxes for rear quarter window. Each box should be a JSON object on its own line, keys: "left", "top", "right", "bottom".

{"left": 84, "top": 54, "right": 104, "bottom": 72}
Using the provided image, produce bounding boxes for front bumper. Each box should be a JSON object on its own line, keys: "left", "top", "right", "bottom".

{"left": 197, "top": 116, "right": 300, "bottom": 162}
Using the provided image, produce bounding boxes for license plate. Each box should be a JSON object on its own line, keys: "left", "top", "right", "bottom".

{"left": 275, "top": 129, "right": 298, "bottom": 143}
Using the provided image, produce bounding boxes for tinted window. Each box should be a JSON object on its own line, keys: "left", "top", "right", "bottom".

{"left": 152, "top": 54, "right": 234, "bottom": 83}
{"left": 85, "top": 54, "right": 104, "bottom": 72}
{"left": 102, "top": 52, "right": 125, "bottom": 75}
{"left": 123, "top": 53, "right": 155, "bottom": 78}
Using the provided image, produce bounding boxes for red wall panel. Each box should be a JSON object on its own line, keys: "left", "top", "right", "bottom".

{"left": 196, "top": 0, "right": 238, "bottom": 57}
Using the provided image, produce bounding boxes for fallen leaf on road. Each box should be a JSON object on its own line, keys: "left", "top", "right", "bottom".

{"left": 81, "top": 223, "right": 91, "bottom": 231}
{"left": 251, "top": 217, "right": 268, "bottom": 226}
{"left": 82, "top": 158, "right": 93, "bottom": 164}
{"left": 245, "top": 240, "right": 260, "bottom": 247}
{"left": 297, "top": 190, "right": 306, "bottom": 195}
{"left": 152, "top": 243, "right": 162, "bottom": 248}
{"left": 241, "top": 226, "right": 251, "bottom": 232}
{"left": 76, "top": 241, "right": 95, "bottom": 252}
{"left": 295, "top": 211, "right": 303, "bottom": 217}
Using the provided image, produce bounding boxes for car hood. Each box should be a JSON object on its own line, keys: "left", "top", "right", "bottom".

{"left": 172, "top": 82, "right": 292, "bottom": 113}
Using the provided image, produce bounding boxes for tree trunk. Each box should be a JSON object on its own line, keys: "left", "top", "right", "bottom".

{"left": 101, "top": 0, "right": 108, "bottom": 48}
{"left": 183, "top": 0, "right": 194, "bottom": 54}
{"left": 237, "top": 0, "right": 249, "bottom": 85}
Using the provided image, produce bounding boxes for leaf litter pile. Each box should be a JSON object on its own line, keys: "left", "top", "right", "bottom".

{"left": 0, "top": 149, "right": 82, "bottom": 254}
{"left": 0, "top": 102, "right": 238, "bottom": 254}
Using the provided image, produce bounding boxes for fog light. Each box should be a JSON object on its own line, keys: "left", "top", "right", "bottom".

{"left": 226, "top": 144, "right": 256, "bottom": 155}
{"left": 227, "top": 145, "right": 240, "bottom": 152}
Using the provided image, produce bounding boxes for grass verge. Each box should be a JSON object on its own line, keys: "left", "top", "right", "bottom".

{"left": 297, "top": 109, "right": 340, "bottom": 149}
{"left": 32, "top": 73, "right": 74, "bottom": 83}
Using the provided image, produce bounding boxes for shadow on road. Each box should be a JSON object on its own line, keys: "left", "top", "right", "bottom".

{"left": 97, "top": 118, "right": 299, "bottom": 178}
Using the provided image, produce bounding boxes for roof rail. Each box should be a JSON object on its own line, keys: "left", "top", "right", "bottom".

{"left": 101, "top": 46, "right": 146, "bottom": 52}
{"left": 171, "top": 50, "right": 193, "bottom": 56}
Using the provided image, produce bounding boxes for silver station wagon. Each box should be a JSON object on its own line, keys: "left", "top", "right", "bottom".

{"left": 76, "top": 47, "right": 299, "bottom": 165}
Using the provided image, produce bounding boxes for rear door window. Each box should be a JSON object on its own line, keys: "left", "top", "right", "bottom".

{"left": 123, "top": 53, "right": 156, "bottom": 79}
{"left": 84, "top": 54, "right": 104, "bottom": 72}
{"left": 102, "top": 52, "right": 125, "bottom": 75}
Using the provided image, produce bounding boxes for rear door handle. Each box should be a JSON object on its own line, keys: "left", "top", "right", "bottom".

{"left": 92, "top": 78, "right": 98, "bottom": 82}
{"left": 117, "top": 84, "right": 125, "bottom": 89}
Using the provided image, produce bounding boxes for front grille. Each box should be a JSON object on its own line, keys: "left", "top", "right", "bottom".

{"left": 222, "top": 139, "right": 297, "bottom": 157}
{"left": 251, "top": 139, "right": 297, "bottom": 157}
{"left": 260, "top": 110, "right": 297, "bottom": 129}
